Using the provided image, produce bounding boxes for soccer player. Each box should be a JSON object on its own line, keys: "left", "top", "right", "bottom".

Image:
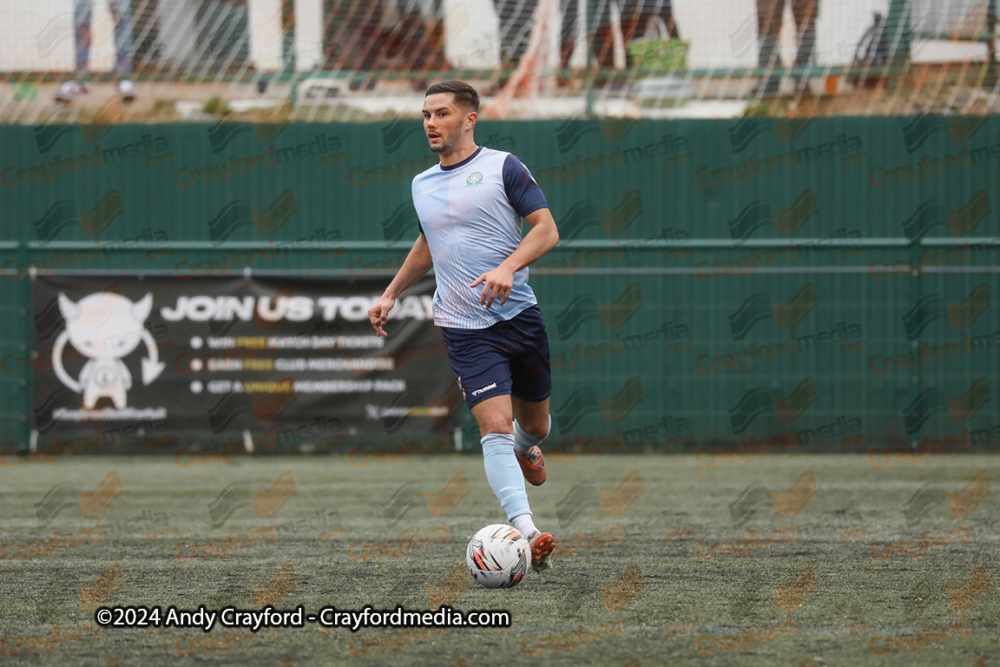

{"left": 367, "top": 80, "right": 559, "bottom": 570}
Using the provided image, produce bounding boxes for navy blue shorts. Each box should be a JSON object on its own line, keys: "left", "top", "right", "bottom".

{"left": 441, "top": 305, "right": 551, "bottom": 408}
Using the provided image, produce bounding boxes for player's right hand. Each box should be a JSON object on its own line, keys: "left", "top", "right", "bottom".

{"left": 368, "top": 296, "right": 395, "bottom": 337}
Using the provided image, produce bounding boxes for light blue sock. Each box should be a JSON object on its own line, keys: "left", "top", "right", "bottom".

{"left": 481, "top": 433, "right": 531, "bottom": 521}
{"left": 513, "top": 415, "right": 551, "bottom": 456}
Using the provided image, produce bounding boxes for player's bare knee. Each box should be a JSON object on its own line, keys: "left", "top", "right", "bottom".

{"left": 522, "top": 418, "right": 549, "bottom": 440}
{"left": 479, "top": 416, "right": 514, "bottom": 438}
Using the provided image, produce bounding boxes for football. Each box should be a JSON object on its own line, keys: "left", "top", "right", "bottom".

{"left": 466, "top": 524, "right": 531, "bottom": 589}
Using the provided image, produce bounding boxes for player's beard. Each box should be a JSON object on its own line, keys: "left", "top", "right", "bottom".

{"left": 428, "top": 127, "right": 461, "bottom": 154}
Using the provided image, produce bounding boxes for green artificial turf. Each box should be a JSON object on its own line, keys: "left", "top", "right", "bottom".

{"left": 0, "top": 453, "right": 996, "bottom": 665}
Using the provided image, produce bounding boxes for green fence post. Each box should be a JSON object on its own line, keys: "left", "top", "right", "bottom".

{"left": 885, "top": 0, "right": 912, "bottom": 70}
{"left": 989, "top": 0, "right": 997, "bottom": 63}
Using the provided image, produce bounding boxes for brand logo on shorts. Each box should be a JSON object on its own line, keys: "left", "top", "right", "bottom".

{"left": 471, "top": 382, "right": 497, "bottom": 397}
{"left": 466, "top": 172, "right": 484, "bottom": 188}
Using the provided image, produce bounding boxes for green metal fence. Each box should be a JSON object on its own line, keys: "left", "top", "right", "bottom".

{"left": 1, "top": 117, "right": 998, "bottom": 453}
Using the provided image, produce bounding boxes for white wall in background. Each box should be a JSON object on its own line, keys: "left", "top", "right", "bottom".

{"left": 674, "top": 0, "right": 890, "bottom": 69}
{"left": 672, "top": 0, "right": 989, "bottom": 69}
{"left": 295, "top": 0, "right": 322, "bottom": 70}
{"left": 0, "top": 0, "right": 992, "bottom": 73}
{"left": 249, "top": 0, "right": 284, "bottom": 70}
{"left": 0, "top": 0, "right": 73, "bottom": 70}
{"left": 0, "top": 0, "right": 116, "bottom": 72}
{"left": 444, "top": 0, "right": 501, "bottom": 68}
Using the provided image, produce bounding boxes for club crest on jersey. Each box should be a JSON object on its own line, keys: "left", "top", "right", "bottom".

{"left": 466, "top": 172, "right": 484, "bottom": 188}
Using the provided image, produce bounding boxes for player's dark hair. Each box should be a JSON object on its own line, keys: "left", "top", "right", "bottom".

{"left": 425, "top": 80, "right": 480, "bottom": 113}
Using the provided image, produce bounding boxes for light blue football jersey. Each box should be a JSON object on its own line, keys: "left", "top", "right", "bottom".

{"left": 411, "top": 146, "right": 549, "bottom": 329}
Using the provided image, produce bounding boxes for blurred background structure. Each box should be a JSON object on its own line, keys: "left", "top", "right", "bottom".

{"left": 0, "top": 0, "right": 996, "bottom": 122}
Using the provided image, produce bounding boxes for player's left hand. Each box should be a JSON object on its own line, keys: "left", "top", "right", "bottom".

{"left": 471, "top": 266, "right": 515, "bottom": 309}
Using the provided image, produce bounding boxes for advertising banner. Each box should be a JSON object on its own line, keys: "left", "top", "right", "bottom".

{"left": 32, "top": 275, "right": 461, "bottom": 442}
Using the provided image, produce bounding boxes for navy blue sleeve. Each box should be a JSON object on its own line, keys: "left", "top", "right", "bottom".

{"left": 502, "top": 154, "right": 548, "bottom": 219}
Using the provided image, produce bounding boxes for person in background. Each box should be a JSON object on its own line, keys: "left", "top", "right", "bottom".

{"left": 56, "top": 0, "right": 136, "bottom": 103}
{"left": 561, "top": 0, "right": 681, "bottom": 73}
{"left": 755, "top": 0, "right": 818, "bottom": 94}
